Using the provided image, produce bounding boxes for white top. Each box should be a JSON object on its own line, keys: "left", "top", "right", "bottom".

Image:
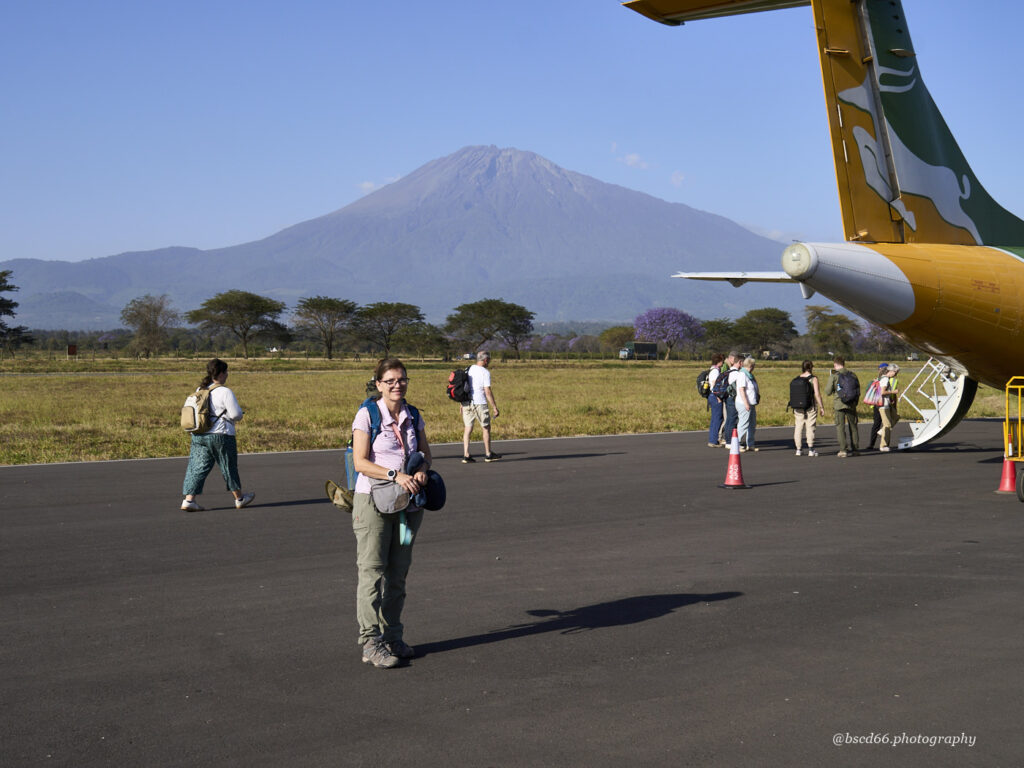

{"left": 708, "top": 365, "right": 721, "bottom": 389}
{"left": 468, "top": 363, "right": 491, "bottom": 405}
{"left": 879, "top": 375, "right": 895, "bottom": 408}
{"left": 739, "top": 370, "right": 759, "bottom": 406}
{"left": 727, "top": 368, "right": 743, "bottom": 397}
{"left": 207, "top": 385, "right": 244, "bottom": 436}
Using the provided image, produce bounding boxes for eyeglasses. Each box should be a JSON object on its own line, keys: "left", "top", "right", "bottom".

{"left": 379, "top": 377, "right": 409, "bottom": 387}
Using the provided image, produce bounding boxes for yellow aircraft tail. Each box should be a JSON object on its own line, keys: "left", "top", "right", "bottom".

{"left": 624, "top": 0, "right": 1024, "bottom": 246}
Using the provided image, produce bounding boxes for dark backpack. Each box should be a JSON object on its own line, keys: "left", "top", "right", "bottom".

{"left": 836, "top": 370, "right": 861, "bottom": 407}
{"left": 788, "top": 375, "right": 814, "bottom": 411}
{"left": 696, "top": 369, "right": 711, "bottom": 398}
{"left": 710, "top": 368, "right": 731, "bottom": 399}
{"left": 446, "top": 367, "right": 473, "bottom": 403}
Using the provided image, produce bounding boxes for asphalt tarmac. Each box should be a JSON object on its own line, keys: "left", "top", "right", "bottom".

{"left": 2, "top": 418, "right": 1021, "bottom": 767}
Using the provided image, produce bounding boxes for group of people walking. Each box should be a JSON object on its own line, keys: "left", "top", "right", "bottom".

{"left": 705, "top": 353, "right": 901, "bottom": 456}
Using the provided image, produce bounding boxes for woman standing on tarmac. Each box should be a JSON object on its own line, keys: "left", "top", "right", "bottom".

{"left": 180, "top": 358, "right": 256, "bottom": 512}
{"left": 350, "top": 357, "right": 433, "bottom": 669}
{"left": 736, "top": 356, "right": 760, "bottom": 452}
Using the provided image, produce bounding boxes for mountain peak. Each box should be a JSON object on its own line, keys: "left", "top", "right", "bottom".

{"left": 1, "top": 146, "right": 800, "bottom": 329}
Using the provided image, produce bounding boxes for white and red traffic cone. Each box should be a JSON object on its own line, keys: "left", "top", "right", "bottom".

{"left": 720, "top": 428, "right": 750, "bottom": 489}
{"left": 995, "top": 456, "right": 1017, "bottom": 494}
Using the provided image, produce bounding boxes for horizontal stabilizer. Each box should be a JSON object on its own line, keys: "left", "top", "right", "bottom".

{"left": 671, "top": 271, "right": 795, "bottom": 287}
{"left": 623, "top": 0, "right": 809, "bottom": 26}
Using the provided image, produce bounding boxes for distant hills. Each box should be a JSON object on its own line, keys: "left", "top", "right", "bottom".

{"left": 2, "top": 145, "right": 820, "bottom": 330}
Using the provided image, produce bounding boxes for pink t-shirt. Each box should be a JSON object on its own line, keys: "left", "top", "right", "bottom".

{"left": 351, "top": 400, "right": 422, "bottom": 494}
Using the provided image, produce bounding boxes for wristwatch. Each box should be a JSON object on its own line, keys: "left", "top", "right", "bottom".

{"left": 386, "top": 469, "right": 398, "bottom": 481}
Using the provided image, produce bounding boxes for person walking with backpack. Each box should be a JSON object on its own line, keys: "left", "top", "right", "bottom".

{"left": 790, "top": 360, "right": 825, "bottom": 456}
{"left": 461, "top": 350, "right": 500, "bottom": 463}
{"left": 351, "top": 357, "right": 433, "bottom": 668}
{"left": 824, "top": 356, "right": 860, "bottom": 457}
{"left": 705, "top": 353, "right": 725, "bottom": 447}
{"left": 735, "top": 356, "right": 760, "bottom": 452}
{"left": 180, "top": 358, "right": 255, "bottom": 512}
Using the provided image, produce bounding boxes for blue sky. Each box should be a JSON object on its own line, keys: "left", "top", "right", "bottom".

{"left": 3, "top": 0, "right": 1022, "bottom": 263}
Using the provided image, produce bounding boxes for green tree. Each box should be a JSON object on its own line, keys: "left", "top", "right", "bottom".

{"left": 120, "top": 294, "right": 180, "bottom": 358}
{"left": 185, "top": 290, "right": 287, "bottom": 359}
{"left": 292, "top": 296, "right": 358, "bottom": 360}
{"left": 355, "top": 302, "right": 424, "bottom": 357}
{"left": 445, "top": 298, "right": 535, "bottom": 358}
{"left": 598, "top": 325, "right": 635, "bottom": 353}
{"left": 731, "top": 308, "right": 797, "bottom": 353}
{"left": 700, "top": 318, "right": 737, "bottom": 356}
{"left": 0, "top": 270, "right": 32, "bottom": 358}
{"left": 394, "top": 322, "right": 449, "bottom": 359}
{"left": 805, "top": 304, "right": 860, "bottom": 356}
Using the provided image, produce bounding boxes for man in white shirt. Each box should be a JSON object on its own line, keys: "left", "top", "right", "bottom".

{"left": 462, "top": 350, "right": 501, "bottom": 463}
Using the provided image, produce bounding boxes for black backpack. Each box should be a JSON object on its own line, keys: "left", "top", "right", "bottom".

{"left": 788, "top": 375, "right": 813, "bottom": 411}
{"left": 446, "top": 367, "right": 473, "bottom": 403}
{"left": 710, "top": 368, "right": 731, "bottom": 399}
{"left": 837, "top": 370, "right": 861, "bottom": 407}
{"left": 696, "top": 369, "right": 711, "bottom": 398}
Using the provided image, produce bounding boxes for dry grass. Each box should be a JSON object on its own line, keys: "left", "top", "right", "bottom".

{"left": 0, "top": 358, "right": 1004, "bottom": 464}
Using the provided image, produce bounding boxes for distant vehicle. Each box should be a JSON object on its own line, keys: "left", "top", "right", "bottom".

{"left": 462, "top": 353, "right": 473, "bottom": 360}
{"left": 619, "top": 341, "right": 658, "bottom": 360}
{"left": 907, "top": 352, "right": 920, "bottom": 361}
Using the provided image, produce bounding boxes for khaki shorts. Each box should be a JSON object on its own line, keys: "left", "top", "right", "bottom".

{"left": 462, "top": 403, "right": 491, "bottom": 429}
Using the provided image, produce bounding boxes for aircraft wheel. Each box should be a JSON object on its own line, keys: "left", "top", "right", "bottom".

{"left": 1018, "top": 464, "right": 1024, "bottom": 503}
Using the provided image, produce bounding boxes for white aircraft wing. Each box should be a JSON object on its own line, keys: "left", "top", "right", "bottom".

{"left": 671, "top": 270, "right": 815, "bottom": 297}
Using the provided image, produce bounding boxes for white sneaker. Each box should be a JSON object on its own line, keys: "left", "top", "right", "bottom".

{"left": 180, "top": 499, "right": 204, "bottom": 512}
{"left": 879, "top": 446, "right": 891, "bottom": 453}
{"left": 795, "top": 449, "right": 802, "bottom": 456}
{"left": 235, "top": 492, "right": 256, "bottom": 509}
{"left": 808, "top": 450, "right": 818, "bottom": 457}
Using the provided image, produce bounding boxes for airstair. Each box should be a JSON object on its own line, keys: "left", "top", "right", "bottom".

{"left": 896, "top": 358, "right": 978, "bottom": 450}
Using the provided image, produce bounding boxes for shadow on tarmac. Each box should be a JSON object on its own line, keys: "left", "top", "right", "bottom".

{"left": 415, "top": 591, "right": 743, "bottom": 657}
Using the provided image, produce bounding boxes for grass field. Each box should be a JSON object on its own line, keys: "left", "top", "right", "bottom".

{"left": 0, "top": 357, "right": 1006, "bottom": 465}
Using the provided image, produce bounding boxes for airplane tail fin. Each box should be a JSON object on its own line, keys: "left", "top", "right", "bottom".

{"left": 623, "top": 0, "right": 1024, "bottom": 246}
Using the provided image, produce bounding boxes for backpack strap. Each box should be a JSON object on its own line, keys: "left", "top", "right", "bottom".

{"left": 363, "top": 397, "right": 420, "bottom": 447}
{"left": 206, "top": 381, "right": 226, "bottom": 421}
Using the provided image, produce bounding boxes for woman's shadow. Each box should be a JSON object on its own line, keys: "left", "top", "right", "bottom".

{"left": 415, "top": 591, "right": 742, "bottom": 657}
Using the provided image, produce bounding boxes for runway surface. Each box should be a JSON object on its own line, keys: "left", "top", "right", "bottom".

{"left": 2, "top": 418, "right": 1021, "bottom": 767}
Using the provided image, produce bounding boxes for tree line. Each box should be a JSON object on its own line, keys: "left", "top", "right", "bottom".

{"left": 1, "top": 269, "right": 913, "bottom": 360}
{"left": 116, "top": 291, "right": 535, "bottom": 360}
{"left": 622, "top": 305, "right": 914, "bottom": 360}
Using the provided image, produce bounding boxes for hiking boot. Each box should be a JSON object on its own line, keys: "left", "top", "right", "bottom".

{"left": 386, "top": 638, "right": 416, "bottom": 659}
{"left": 235, "top": 492, "right": 256, "bottom": 509}
{"left": 484, "top": 452, "right": 502, "bottom": 462}
{"left": 462, "top": 456, "right": 476, "bottom": 463}
{"left": 180, "top": 499, "right": 204, "bottom": 512}
{"left": 362, "top": 636, "right": 400, "bottom": 668}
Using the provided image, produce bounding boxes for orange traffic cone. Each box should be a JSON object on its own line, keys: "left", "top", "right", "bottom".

{"left": 995, "top": 457, "right": 1017, "bottom": 494}
{"left": 720, "top": 429, "right": 750, "bottom": 489}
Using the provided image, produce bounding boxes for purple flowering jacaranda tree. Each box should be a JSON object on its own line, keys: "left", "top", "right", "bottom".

{"left": 635, "top": 307, "right": 705, "bottom": 360}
